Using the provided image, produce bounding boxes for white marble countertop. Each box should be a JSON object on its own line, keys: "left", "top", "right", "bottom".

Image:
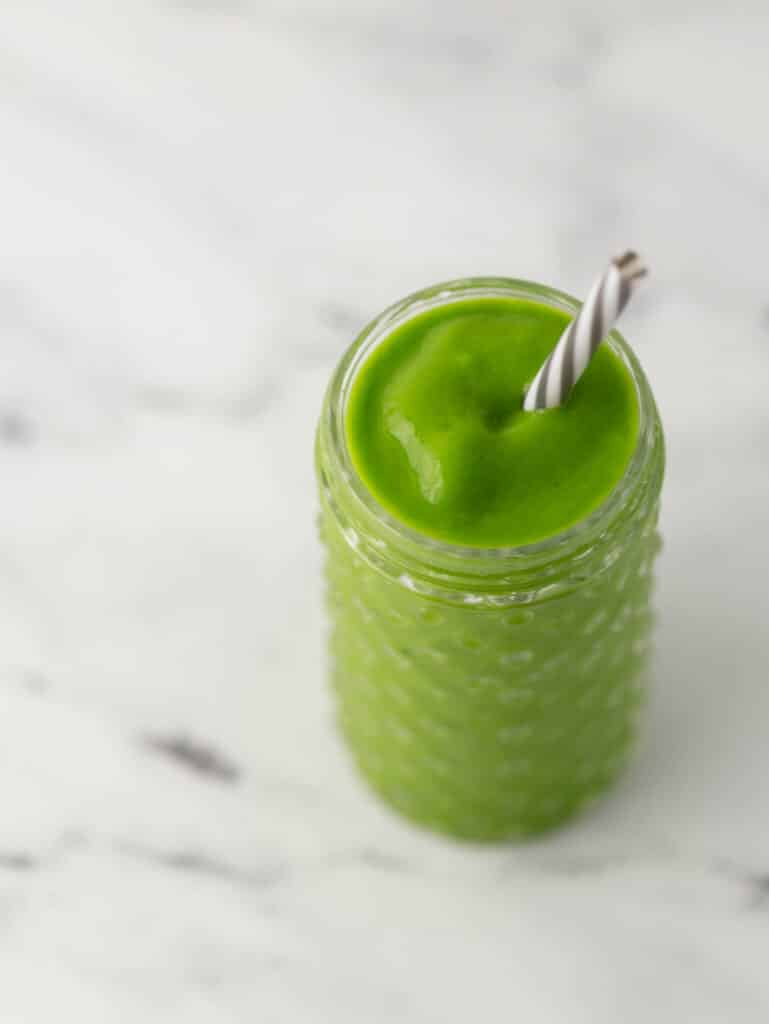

{"left": 1, "top": 2, "right": 769, "bottom": 1020}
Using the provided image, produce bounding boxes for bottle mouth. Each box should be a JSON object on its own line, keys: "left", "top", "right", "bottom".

{"left": 320, "top": 277, "right": 662, "bottom": 598}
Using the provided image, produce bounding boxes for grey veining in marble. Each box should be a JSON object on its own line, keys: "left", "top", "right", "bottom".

{"left": 1, "top": 1, "right": 769, "bottom": 1021}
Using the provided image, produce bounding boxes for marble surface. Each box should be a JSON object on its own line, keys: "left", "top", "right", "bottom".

{"left": 1, "top": 1, "right": 769, "bottom": 1020}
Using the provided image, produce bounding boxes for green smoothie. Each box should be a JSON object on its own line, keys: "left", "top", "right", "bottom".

{"left": 346, "top": 297, "right": 639, "bottom": 548}
{"left": 317, "top": 279, "right": 664, "bottom": 840}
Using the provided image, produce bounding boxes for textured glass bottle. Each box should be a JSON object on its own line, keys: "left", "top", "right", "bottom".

{"left": 316, "top": 278, "right": 664, "bottom": 840}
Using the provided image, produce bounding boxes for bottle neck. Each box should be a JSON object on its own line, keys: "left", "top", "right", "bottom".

{"left": 317, "top": 277, "right": 664, "bottom": 607}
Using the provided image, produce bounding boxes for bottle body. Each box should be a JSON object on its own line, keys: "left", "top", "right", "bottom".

{"left": 317, "top": 278, "right": 664, "bottom": 840}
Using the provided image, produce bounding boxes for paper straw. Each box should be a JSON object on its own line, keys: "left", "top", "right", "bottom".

{"left": 523, "top": 251, "right": 647, "bottom": 412}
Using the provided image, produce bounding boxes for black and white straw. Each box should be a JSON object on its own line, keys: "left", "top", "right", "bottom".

{"left": 523, "top": 251, "right": 647, "bottom": 412}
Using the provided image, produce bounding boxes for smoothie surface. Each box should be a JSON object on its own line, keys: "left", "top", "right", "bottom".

{"left": 345, "top": 296, "right": 639, "bottom": 547}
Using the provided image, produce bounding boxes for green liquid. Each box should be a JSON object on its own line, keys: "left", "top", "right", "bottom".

{"left": 346, "top": 298, "right": 639, "bottom": 547}
{"left": 318, "top": 285, "right": 664, "bottom": 840}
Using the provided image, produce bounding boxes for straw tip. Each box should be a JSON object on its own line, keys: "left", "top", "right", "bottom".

{"left": 612, "top": 250, "right": 648, "bottom": 282}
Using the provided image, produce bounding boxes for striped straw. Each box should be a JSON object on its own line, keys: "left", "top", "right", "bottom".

{"left": 523, "top": 251, "right": 647, "bottom": 412}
